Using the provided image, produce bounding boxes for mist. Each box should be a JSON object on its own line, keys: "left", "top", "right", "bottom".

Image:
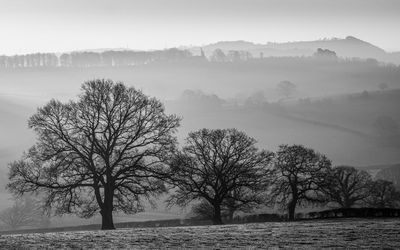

{"left": 0, "top": 1, "right": 400, "bottom": 247}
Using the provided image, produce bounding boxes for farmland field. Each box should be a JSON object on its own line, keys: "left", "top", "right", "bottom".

{"left": 1, "top": 218, "right": 399, "bottom": 249}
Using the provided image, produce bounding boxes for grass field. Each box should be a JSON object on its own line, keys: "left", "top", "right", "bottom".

{"left": 1, "top": 218, "right": 399, "bottom": 249}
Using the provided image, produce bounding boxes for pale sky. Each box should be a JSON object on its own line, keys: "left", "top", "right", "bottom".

{"left": 1, "top": 0, "right": 399, "bottom": 55}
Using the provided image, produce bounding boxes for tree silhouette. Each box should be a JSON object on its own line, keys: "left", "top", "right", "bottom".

{"left": 366, "top": 180, "right": 400, "bottom": 208}
{"left": 167, "top": 128, "right": 273, "bottom": 224}
{"left": 0, "top": 196, "right": 50, "bottom": 230}
{"left": 322, "top": 166, "right": 372, "bottom": 208}
{"left": 227, "top": 50, "right": 241, "bottom": 62}
{"left": 7, "top": 79, "right": 180, "bottom": 230}
{"left": 210, "top": 49, "right": 227, "bottom": 62}
{"left": 277, "top": 80, "right": 296, "bottom": 99}
{"left": 313, "top": 48, "right": 337, "bottom": 60}
{"left": 60, "top": 53, "right": 71, "bottom": 67}
{"left": 269, "top": 144, "right": 331, "bottom": 220}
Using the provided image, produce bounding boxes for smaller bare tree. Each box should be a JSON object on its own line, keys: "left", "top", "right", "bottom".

{"left": 269, "top": 144, "right": 331, "bottom": 220}
{"left": 167, "top": 128, "right": 274, "bottom": 224}
{"left": 0, "top": 196, "right": 50, "bottom": 230}
{"left": 277, "top": 80, "right": 296, "bottom": 100}
{"left": 366, "top": 180, "right": 400, "bottom": 208}
{"left": 210, "top": 49, "right": 227, "bottom": 62}
{"left": 322, "top": 166, "right": 372, "bottom": 208}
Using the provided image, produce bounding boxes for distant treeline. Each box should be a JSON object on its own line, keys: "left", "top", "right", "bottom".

{"left": 0, "top": 48, "right": 195, "bottom": 68}
{"left": 2, "top": 47, "right": 397, "bottom": 69}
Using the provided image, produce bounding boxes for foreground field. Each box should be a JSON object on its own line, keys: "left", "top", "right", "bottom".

{"left": 1, "top": 218, "right": 399, "bottom": 249}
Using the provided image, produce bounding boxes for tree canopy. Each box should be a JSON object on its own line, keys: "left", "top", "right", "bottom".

{"left": 322, "top": 166, "right": 372, "bottom": 208}
{"left": 366, "top": 180, "right": 400, "bottom": 208}
{"left": 269, "top": 144, "right": 331, "bottom": 220}
{"left": 7, "top": 79, "right": 180, "bottom": 229}
{"left": 167, "top": 128, "right": 273, "bottom": 224}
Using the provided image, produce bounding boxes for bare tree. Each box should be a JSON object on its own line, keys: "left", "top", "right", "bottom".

{"left": 277, "top": 80, "right": 296, "bottom": 99}
{"left": 210, "top": 49, "right": 227, "bottom": 62}
{"left": 0, "top": 196, "right": 50, "bottom": 230}
{"left": 366, "top": 180, "right": 400, "bottom": 208}
{"left": 269, "top": 144, "right": 331, "bottom": 220}
{"left": 7, "top": 79, "right": 180, "bottom": 230}
{"left": 167, "top": 128, "right": 273, "bottom": 225}
{"left": 322, "top": 166, "right": 372, "bottom": 208}
{"left": 227, "top": 50, "right": 241, "bottom": 62}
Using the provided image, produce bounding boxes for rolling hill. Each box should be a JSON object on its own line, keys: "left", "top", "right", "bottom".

{"left": 195, "top": 36, "right": 400, "bottom": 64}
{"left": 0, "top": 55, "right": 399, "bottom": 226}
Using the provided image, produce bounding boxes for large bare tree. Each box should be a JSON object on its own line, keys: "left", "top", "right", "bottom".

{"left": 269, "top": 144, "right": 331, "bottom": 220}
{"left": 167, "top": 128, "right": 273, "bottom": 224}
{"left": 322, "top": 166, "right": 372, "bottom": 208}
{"left": 7, "top": 79, "right": 180, "bottom": 230}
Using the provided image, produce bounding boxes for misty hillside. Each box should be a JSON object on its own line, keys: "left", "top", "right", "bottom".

{"left": 0, "top": 55, "right": 399, "bottom": 225}
{"left": 0, "top": 98, "right": 34, "bottom": 183}
{"left": 0, "top": 98, "right": 34, "bottom": 209}
{"left": 196, "top": 36, "right": 400, "bottom": 64}
{"left": 166, "top": 88, "right": 400, "bottom": 167}
{"left": 0, "top": 60, "right": 399, "bottom": 167}
{"left": 1, "top": 57, "right": 399, "bottom": 102}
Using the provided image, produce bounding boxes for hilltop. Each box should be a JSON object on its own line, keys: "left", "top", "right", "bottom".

{"left": 193, "top": 36, "right": 400, "bottom": 64}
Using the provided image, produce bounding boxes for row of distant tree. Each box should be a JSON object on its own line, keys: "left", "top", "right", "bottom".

{"left": 172, "top": 136, "right": 400, "bottom": 224}
{"left": 4, "top": 80, "right": 400, "bottom": 231}
{"left": 0, "top": 48, "right": 194, "bottom": 68}
{"left": 2, "top": 47, "right": 387, "bottom": 69}
{"left": 0, "top": 48, "right": 257, "bottom": 69}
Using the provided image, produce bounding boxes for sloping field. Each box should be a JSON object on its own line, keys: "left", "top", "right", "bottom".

{"left": 1, "top": 218, "right": 399, "bottom": 249}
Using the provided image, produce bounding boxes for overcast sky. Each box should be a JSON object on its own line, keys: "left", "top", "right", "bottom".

{"left": 1, "top": 0, "right": 399, "bottom": 55}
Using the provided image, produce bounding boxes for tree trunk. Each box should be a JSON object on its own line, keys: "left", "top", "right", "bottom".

{"left": 101, "top": 188, "right": 115, "bottom": 230}
{"left": 100, "top": 208, "right": 115, "bottom": 230}
{"left": 288, "top": 199, "right": 296, "bottom": 221}
{"left": 228, "top": 208, "right": 235, "bottom": 222}
{"left": 212, "top": 204, "right": 223, "bottom": 225}
{"left": 343, "top": 196, "right": 352, "bottom": 209}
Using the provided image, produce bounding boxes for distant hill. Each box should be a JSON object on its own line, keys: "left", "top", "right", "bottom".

{"left": 68, "top": 48, "right": 131, "bottom": 54}
{"left": 0, "top": 97, "right": 34, "bottom": 192}
{"left": 195, "top": 37, "right": 400, "bottom": 64}
{"left": 166, "top": 88, "right": 400, "bottom": 167}
{"left": 199, "top": 40, "right": 263, "bottom": 52}
{"left": 0, "top": 60, "right": 399, "bottom": 186}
